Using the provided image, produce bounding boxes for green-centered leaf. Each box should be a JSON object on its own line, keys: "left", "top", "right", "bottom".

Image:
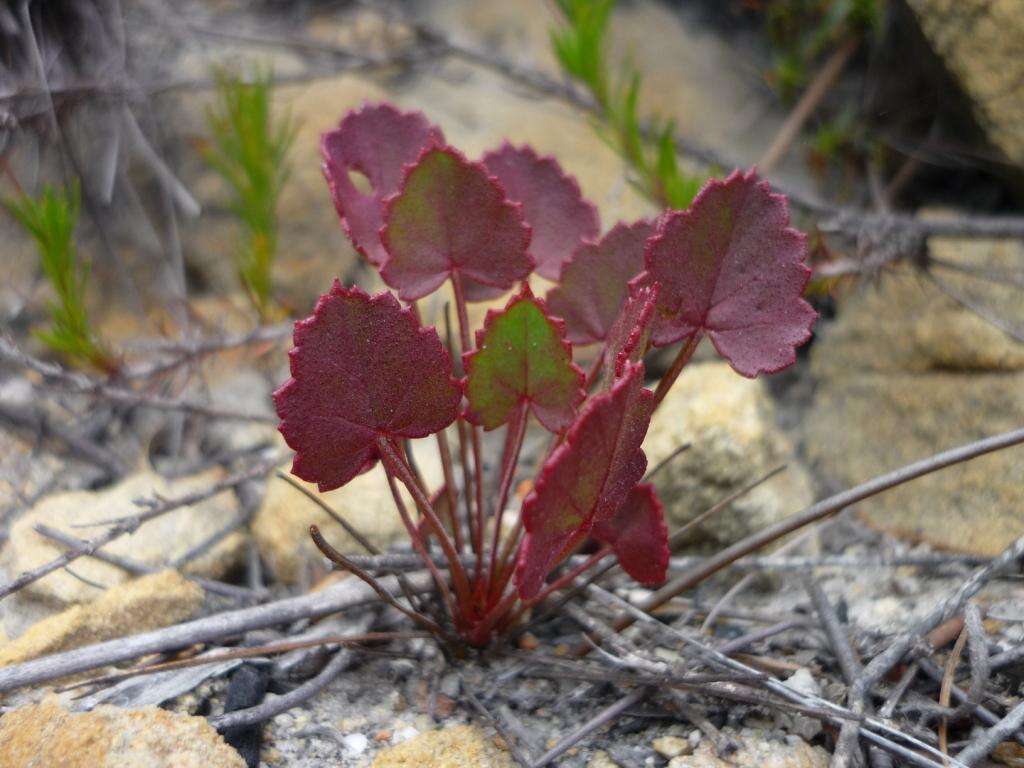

{"left": 380, "top": 146, "right": 533, "bottom": 301}
{"left": 464, "top": 285, "right": 584, "bottom": 433}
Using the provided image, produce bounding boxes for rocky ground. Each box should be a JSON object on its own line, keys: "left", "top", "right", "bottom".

{"left": 1, "top": 1, "right": 1023, "bottom": 767}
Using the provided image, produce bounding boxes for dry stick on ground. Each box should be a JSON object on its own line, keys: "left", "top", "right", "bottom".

{"left": 587, "top": 585, "right": 964, "bottom": 768}
{"left": 210, "top": 614, "right": 376, "bottom": 732}
{"left": 0, "top": 571, "right": 432, "bottom": 693}
{"left": 953, "top": 605, "right": 990, "bottom": 722}
{"left": 34, "top": 523, "right": 265, "bottom": 602}
{"left": 990, "top": 643, "right": 1024, "bottom": 672}
{"left": 714, "top": 619, "right": 809, "bottom": 656}
{"left": 0, "top": 454, "right": 285, "bottom": 602}
{"left": 842, "top": 534, "right": 1024, "bottom": 765}
{"left": 606, "top": 426, "right": 1024, "bottom": 640}
{"left": 530, "top": 688, "right": 648, "bottom": 768}
{"left": 60, "top": 631, "right": 427, "bottom": 693}
{"left": 803, "top": 575, "right": 873, "bottom": 768}
{"left": 957, "top": 699, "right": 1024, "bottom": 766}
{"left": 698, "top": 521, "right": 825, "bottom": 634}
{"left": 124, "top": 322, "right": 293, "bottom": 379}
{"left": 0, "top": 401, "right": 128, "bottom": 478}
{"left": 938, "top": 622, "right": 969, "bottom": 757}
{"left": 0, "top": 336, "right": 275, "bottom": 423}
{"left": 570, "top": 592, "right": 947, "bottom": 767}
{"left": 457, "top": 675, "right": 533, "bottom": 768}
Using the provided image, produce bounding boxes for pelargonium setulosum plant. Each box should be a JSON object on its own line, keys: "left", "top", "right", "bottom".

{"left": 273, "top": 103, "right": 817, "bottom": 647}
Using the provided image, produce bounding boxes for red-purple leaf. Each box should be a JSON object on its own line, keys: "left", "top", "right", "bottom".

{"left": 515, "top": 362, "right": 654, "bottom": 599}
{"left": 321, "top": 103, "right": 444, "bottom": 266}
{"left": 645, "top": 169, "right": 816, "bottom": 377}
{"left": 482, "top": 143, "right": 600, "bottom": 281}
{"left": 592, "top": 482, "right": 668, "bottom": 586}
{"left": 464, "top": 285, "right": 584, "bottom": 432}
{"left": 273, "top": 282, "right": 461, "bottom": 492}
{"left": 600, "top": 279, "right": 658, "bottom": 388}
{"left": 380, "top": 147, "right": 534, "bottom": 301}
{"left": 546, "top": 219, "right": 655, "bottom": 345}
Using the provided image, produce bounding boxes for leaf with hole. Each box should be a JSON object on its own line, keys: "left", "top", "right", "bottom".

{"left": 591, "top": 482, "right": 668, "bottom": 586}
{"left": 274, "top": 282, "right": 461, "bottom": 492}
{"left": 464, "top": 285, "right": 584, "bottom": 433}
{"left": 546, "top": 219, "right": 654, "bottom": 345}
{"left": 515, "top": 362, "right": 653, "bottom": 598}
{"left": 380, "top": 147, "right": 534, "bottom": 301}
{"left": 482, "top": 143, "right": 599, "bottom": 281}
{"left": 321, "top": 103, "right": 444, "bottom": 266}
{"left": 645, "top": 169, "right": 816, "bottom": 377}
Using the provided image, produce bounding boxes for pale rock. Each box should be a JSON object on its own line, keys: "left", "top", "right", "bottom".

{"left": 0, "top": 469, "right": 244, "bottom": 637}
{"left": 810, "top": 239, "right": 1024, "bottom": 377}
{"left": 783, "top": 668, "right": 821, "bottom": 699}
{"left": 806, "top": 241, "right": 1024, "bottom": 556}
{"left": 0, "top": 570, "right": 202, "bottom": 667}
{"left": 342, "top": 732, "right": 370, "bottom": 756}
{"left": 0, "top": 696, "right": 244, "bottom": 768}
{"left": 370, "top": 724, "right": 512, "bottom": 768}
{"left": 418, "top": 0, "right": 806, "bottom": 191}
{"left": 653, "top": 735, "right": 693, "bottom": 759}
{"left": 588, "top": 751, "right": 622, "bottom": 768}
{"left": 644, "top": 362, "right": 814, "bottom": 547}
{"left": 993, "top": 741, "right": 1024, "bottom": 767}
{"left": 906, "top": 0, "right": 1024, "bottom": 166}
{"left": 667, "top": 728, "right": 829, "bottom": 768}
{"left": 253, "top": 440, "right": 443, "bottom": 585}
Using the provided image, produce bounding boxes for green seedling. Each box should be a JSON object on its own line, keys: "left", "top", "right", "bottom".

{"left": 203, "top": 67, "right": 296, "bottom": 319}
{"left": 5, "top": 184, "right": 115, "bottom": 373}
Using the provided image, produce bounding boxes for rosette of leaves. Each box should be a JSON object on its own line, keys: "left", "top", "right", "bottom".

{"left": 275, "top": 103, "right": 816, "bottom": 646}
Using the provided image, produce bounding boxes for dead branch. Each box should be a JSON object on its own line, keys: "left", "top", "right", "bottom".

{"left": 0, "top": 454, "right": 284, "bottom": 602}
{"left": 0, "top": 571, "right": 431, "bottom": 694}
{"left": 0, "top": 336, "right": 276, "bottom": 423}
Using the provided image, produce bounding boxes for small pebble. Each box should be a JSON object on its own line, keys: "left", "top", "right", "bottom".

{"left": 587, "top": 751, "right": 621, "bottom": 768}
{"left": 342, "top": 733, "right": 369, "bottom": 755}
{"left": 653, "top": 735, "right": 693, "bottom": 759}
{"left": 783, "top": 667, "right": 821, "bottom": 698}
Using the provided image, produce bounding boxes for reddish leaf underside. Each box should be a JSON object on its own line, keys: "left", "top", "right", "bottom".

{"left": 464, "top": 285, "right": 584, "bottom": 433}
{"left": 645, "top": 169, "right": 817, "bottom": 377}
{"left": 600, "top": 279, "right": 658, "bottom": 388}
{"left": 515, "top": 362, "right": 654, "bottom": 599}
{"left": 380, "top": 146, "right": 534, "bottom": 301}
{"left": 482, "top": 143, "right": 600, "bottom": 281}
{"left": 546, "top": 219, "right": 655, "bottom": 345}
{"left": 321, "top": 103, "right": 444, "bottom": 266}
{"left": 273, "top": 282, "right": 461, "bottom": 492}
{"left": 591, "top": 482, "right": 668, "bottom": 586}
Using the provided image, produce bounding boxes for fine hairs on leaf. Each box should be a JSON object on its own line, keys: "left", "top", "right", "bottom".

{"left": 203, "top": 67, "right": 296, "bottom": 319}
{"left": 4, "top": 183, "right": 115, "bottom": 373}
{"left": 274, "top": 101, "right": 816, "bottom": 646}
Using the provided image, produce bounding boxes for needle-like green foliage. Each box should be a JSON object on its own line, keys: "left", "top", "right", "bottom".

{"left": 551, "top": 0, "right": 706, "bottom": 209}
{"left": 5, "top": 184, "right": 115, "bottom": 372}
{"left": 203, "top": 67, "right": 296, "bottom": 319}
